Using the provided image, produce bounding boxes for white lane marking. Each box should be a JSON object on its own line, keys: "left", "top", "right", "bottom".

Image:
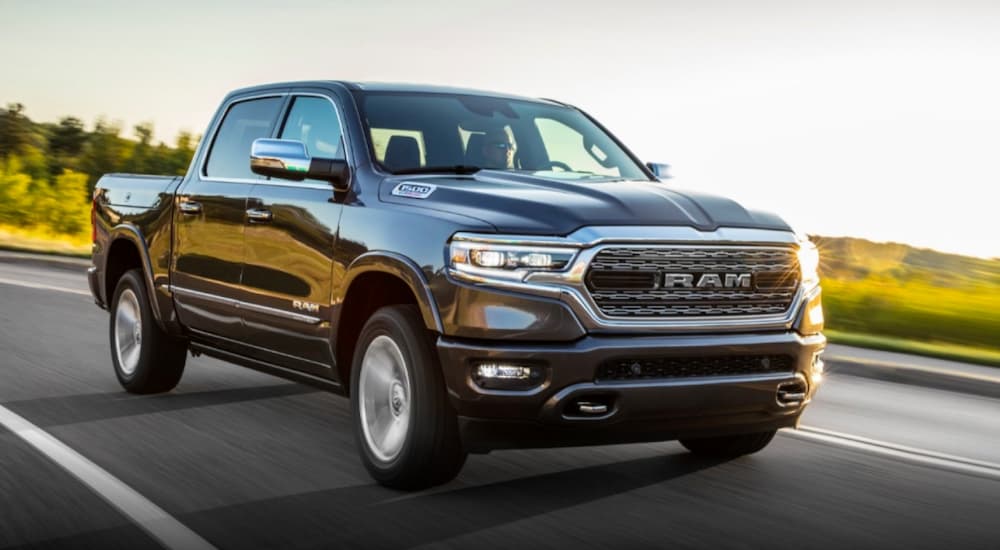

{"left": 786, "top": 425, "right": 1000, "bottom": 481}
{"left": 0, "top": 277, "right": 91, "bottom": 297}
{"left": 0, "top": 405, "right": 216, "bottom": 550}
{"left": 825, "top": 354, "right": 1000, "bottom": 385}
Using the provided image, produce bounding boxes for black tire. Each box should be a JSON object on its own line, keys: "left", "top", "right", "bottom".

{"left": 679, "top": 430, "right": 777, "bottom": 458}
{"left": 350, "top": 304, "right": 466, "bottom": 490}
{"left": 109, "top": 269, "right": 187, "bottom": 394}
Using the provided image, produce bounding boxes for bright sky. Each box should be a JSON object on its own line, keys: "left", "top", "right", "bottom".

{"left": 2, "top": 0, "right": 998, "bottom": 258}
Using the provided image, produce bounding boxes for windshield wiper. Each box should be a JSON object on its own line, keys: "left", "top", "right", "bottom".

{"left": 391, "top": 165, "right": 482, "bottom": 175}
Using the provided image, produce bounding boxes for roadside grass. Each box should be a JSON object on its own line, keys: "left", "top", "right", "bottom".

{"left": 825, "top": 329, "right": 1000, "bottom": 368}
{"left": 821, "top": 277, "right": 999, "bottom": 352}
{"left": 0, "top": 225, "right": 90, "bottom": 257}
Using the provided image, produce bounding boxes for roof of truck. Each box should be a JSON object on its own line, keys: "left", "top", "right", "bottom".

{"left": 227, "top": 80, "right": 562, "bottom": 105}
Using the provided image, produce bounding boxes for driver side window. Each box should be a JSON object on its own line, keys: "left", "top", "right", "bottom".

{"left": 281, "top": 97, "right": 345, "bottom": 158}
{"left": 279, "top": 96, "right": 345, "bottom": 184}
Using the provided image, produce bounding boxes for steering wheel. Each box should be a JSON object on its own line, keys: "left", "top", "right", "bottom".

{"left": 546, "top": 160, "right": 572, "bottom": 172}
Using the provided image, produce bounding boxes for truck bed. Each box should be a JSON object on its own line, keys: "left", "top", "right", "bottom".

{"left": 96, "top": 174, "right": 182, "bottom": 209}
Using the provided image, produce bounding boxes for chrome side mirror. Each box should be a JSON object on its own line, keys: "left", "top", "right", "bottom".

{"left": 250, "top": 138, "right": 350, "bottom": 191}
{"left": 646, "top": 162, "right": 671, "bottom": 180}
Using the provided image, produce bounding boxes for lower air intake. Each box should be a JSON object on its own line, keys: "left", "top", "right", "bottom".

{"left": 596, "top": 354, "right": 795, "bottom": 381}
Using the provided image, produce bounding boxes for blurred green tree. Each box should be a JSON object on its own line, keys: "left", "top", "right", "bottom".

{"left": 126, "top": 122, "right": 155, "bottom": 174}
{"left": 0, "top": 103, "right": 31, "bottom": 161}
{"left": 171, "top": 131, "right": 197, "bottom": 175}
{"left": 50, "top": 117, "right": 87, "bottom": 157}
{"left": 0, "top": 168, "right": 32, "bottom": 226}
{"left": 47, "top": 116, "right": 88, "bottom": 176}
{"left": 1, "top": 103, "right": 198, "bottom": 240}
{"left": 79, "top": 119, "right": 129, "bottom": 196}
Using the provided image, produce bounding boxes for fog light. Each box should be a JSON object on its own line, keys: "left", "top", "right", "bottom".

{"left": 473, "top": 363, "right": 543, "bottom": 390}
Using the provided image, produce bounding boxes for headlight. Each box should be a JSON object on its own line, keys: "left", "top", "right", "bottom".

{"left": 450, "top": 240, "right": 578, "bottom": 281}
{"left": 797, "top": 239, "right": 820, "bottom": 287}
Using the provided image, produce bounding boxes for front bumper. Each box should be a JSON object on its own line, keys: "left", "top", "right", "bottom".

{"left": 436, "top": 330, "right": 825, "bottom": 452}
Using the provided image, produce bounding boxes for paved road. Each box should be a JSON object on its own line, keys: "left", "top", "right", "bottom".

{"left": 1, "top": 257, "right": 998, "bottom": 549}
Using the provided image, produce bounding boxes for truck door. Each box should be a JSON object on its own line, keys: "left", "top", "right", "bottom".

{"left": 240, "top": 93, "right": 348, "bottom": 375}
{"left": 172, "top": 94, "right": 286, "bottom": 344}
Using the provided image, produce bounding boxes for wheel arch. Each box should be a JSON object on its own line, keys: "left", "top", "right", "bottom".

{"left": 334, "top": 252, "right": 444, "bottom": 392}
{"left": 104, "top": 224, "right": 166, "bottom": 330}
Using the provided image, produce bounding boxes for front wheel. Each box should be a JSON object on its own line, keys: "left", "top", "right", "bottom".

{"left": 679, "top": 430, "right": 777, "bottom": 458}
{"left": 109, "top": 269, "right": 187, "bottom": 394}
{"left": 351, "top": 305, "right": 466, "bottom": 490}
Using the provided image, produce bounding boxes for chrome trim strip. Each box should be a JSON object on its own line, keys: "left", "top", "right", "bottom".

{"left": 452, "top": 226, "right": 800, "bottom": 248}
{"left": 448, "top": 227, "right": 816, "bottom": 333}
{"left": 197, "top": 176, "right": 264, "bottom": 185}
{"left": 169, "top": 285, "right": 232, "bottom": 305}
{"left": 215, "top": 178, "right": 334, "bottom": 191}
{"left": 568, "top": 226, "right": 800, "bottom": 246}
{"left": 239, "top": 300, "right": 322, "bottom": 325}
{"left": 170, "top": 285, "right": 322, "bottom": 325}
{"left": 452, "top": 233, "right": 589, "bottom": 249}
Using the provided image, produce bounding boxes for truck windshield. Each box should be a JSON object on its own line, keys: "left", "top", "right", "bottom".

{"left": 357, "top": 92, "right": 649, "bottom": 181}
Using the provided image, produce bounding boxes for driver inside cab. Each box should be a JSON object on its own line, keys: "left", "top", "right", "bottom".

{"left": 481, "top": 127, "right": 516, "bottom": 170}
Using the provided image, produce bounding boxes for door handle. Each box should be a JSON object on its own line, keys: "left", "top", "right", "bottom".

{"left": 246, "top": 208, "right": 274, "bottom": 223}
{"left": 178, "top": 200, "right": 202, "bottom": 215}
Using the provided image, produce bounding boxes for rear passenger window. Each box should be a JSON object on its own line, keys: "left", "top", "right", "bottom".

{"left": 204, "top": 97, "right": 283, "bottom": 180}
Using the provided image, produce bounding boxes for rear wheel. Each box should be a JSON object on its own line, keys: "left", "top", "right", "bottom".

{"left": 110, "top": 269, "right": 187, "bottom": 393}
{"left": 679, "top": 430, "right": 777, "bottom": 458}
{"left": 351, "top": 305, "right": 466, "bottom": 490}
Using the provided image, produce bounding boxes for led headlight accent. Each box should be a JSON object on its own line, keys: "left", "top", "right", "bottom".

{"left": 471, "top": 249, "right": 506, "bottom": 268}
{"left": 450, "top": 241, "right": 577, "bottom": 277}
{"left": 797, "top": 289, "right": 825, "bottom": 335}
{"left": 797, "top": 240, "right": 820, "bottom": 286}
{"left": 808, "top": 300, "right": 824, "bottom": 326}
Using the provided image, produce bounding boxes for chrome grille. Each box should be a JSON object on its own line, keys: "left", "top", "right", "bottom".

{"left": 586, "top": 246, "right": 800, "bottom": 318}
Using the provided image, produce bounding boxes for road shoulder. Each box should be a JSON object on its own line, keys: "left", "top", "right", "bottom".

{"left": 826, "top": 344, "right": 1000, "bottom": 399}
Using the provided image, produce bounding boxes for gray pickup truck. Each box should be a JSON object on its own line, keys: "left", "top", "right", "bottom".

{"left": 89, "top": 81, "right": 825, "bottom": 489}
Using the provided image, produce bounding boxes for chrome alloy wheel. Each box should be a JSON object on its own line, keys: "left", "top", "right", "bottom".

{"left": 359, "top": 335, "right": 412, "bottom": 463}
{"left": 114, "top": 288, "right": 143, "bottom": 376}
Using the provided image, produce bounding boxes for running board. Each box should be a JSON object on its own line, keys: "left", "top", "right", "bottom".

{"left": 188, "top": 342, "right": 344, "bottom": 395}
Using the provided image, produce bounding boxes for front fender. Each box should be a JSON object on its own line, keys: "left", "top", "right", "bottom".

{"left": 339, "top": 251, "right": 444, "bottom": 333}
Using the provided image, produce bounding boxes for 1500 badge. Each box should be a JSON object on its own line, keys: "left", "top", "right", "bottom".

{"left": 391, "top": 183, "right": 436, "bottom": 199}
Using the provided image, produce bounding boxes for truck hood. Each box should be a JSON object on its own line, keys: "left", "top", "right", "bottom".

{"left": 378, "top": 171, "right": 791, "bottom": 234}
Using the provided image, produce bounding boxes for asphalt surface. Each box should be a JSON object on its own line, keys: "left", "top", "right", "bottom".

{"left": 1, "top": 256, "right": 999, "bottom": 549}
